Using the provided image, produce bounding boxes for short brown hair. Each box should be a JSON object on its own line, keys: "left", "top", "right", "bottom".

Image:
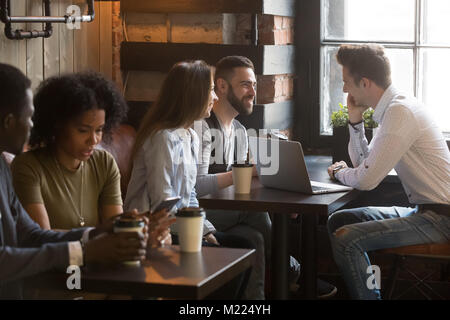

{"left": 215, "top": 56, "right": 254, "bottom": 82}
{"left": 336, "top": 44, "right": 391, "bottom": 89}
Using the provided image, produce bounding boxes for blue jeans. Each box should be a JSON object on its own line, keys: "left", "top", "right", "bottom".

{"left": 327, "top": 206, "right": 450, "bottom": 300}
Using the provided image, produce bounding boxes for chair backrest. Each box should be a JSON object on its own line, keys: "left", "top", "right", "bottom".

{"left": 100, "top": 124, "right": 137, "bottom": 199}
{"left": 379, "top": 242, "right": 450, "bottom": 258}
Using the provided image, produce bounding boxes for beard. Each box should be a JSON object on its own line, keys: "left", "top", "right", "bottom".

{"left": 227, "top": 88, "right": 254, "bottom": 116}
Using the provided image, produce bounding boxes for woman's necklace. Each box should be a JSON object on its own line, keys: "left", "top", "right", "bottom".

{"left": 54, "top": 157, "right": 85, "bottom": 227}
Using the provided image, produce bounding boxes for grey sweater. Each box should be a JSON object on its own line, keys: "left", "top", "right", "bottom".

{"left": 194, "top": 117, "right": 248, "bottom": 197}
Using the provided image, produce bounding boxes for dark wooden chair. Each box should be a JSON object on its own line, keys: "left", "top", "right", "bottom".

{"left": 378, "top": 242, "right": 450, "bottom": 300}
{"left": 99, "top": 124, "right": 137, "bottom": 200}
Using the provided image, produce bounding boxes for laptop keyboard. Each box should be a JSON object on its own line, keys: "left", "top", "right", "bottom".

{"left": 311, "top": 185, "right": 331, "bottom": 193}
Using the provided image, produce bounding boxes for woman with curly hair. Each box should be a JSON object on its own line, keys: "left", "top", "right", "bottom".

{"left": 11, "top": 72, "right": 133, "bottom": 230}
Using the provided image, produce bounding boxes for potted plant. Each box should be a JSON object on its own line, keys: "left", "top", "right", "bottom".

{"left": 362, "top": 107, "right": 378, "bottom": 143}
{"left": 331, "top": 103, "right": 378, "bottom": 166}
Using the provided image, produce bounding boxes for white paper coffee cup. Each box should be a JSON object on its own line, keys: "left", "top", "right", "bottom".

{"left": 232, "top": 163, "right": 254, "bottom": 194}
{"left": 114, "top": 218, "right": 145, "bottom": 266}
{"left": 175, "top": 207, "right": 205, "bottom": 253}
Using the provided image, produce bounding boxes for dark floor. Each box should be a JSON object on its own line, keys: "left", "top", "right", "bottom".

{"left": 289, "top": 273, "right": 450, "bottom": 300}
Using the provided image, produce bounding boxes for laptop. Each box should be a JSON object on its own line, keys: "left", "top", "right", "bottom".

{"left": 248, "top": 136, "right": 353, "bottom": 194}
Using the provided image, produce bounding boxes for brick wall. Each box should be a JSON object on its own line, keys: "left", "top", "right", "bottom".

{"left": 256, "top": 15, "right": 294, "bottom": 108}
{"left": 114, "top": 4, "right": 295, "bottom": 135}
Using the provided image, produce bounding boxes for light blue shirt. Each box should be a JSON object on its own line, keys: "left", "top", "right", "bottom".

{"left": 124, "top": 128, "right": 215, "bottom": 235}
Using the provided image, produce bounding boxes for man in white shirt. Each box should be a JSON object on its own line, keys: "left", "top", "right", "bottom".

{"left": 326, "top": 44, "right": 450, "bottom": 300}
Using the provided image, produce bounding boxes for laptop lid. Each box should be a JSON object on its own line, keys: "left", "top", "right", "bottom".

{"left": 248, "top": 136, "right": 314, "bottom": 193}
{"left": 248, "top": 136, "right": 353, "bottom": 194}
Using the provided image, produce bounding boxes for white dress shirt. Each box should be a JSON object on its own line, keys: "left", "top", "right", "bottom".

{"left": 68, "top": 228, "right": 93, "bottom": 266}
{"left": 335, "top": 85, "right": 450, "bottom": 205}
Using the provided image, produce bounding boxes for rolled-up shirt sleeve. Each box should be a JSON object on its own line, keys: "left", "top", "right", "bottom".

{"left": 348, "top": 122, "right": 370, "bottom": 168}
{"left": 195, "top": 120, "right": 220, "bottom": 197}
{"left": 336, "top": 105, "right": 419, "bottom": 190}
{"left": 145, "top": 135, "right": 176, "bottom": 213}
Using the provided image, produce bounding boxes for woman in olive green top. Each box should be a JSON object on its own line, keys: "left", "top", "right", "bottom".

{"left": 12, "top": 72, "right": 128, "bottom": 230}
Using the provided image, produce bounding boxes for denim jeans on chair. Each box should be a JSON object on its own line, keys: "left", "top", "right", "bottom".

{"left": 327, "top": 206, "right": 450, "bottom": 300}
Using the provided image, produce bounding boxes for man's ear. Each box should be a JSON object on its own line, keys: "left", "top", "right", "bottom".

{"left": 216, "top": 78, "right": 228, "bottom": 94}
{"left": 361, "top": 77, "right": 371, "bottom": 88}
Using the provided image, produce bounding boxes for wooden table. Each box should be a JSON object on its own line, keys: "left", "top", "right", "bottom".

{"left": 199, "top": 155, "right": 360, "bottom": 299}
{"left": 27, "top": 245, "right": 255, "bottom": 299}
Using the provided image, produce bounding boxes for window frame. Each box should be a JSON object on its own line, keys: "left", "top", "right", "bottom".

{"left": 294, "top": 0, "right": 450, "bottom": 149}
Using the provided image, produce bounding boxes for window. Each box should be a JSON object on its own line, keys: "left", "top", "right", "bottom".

{"left": 295, "top": 0, "right": 450, "bottom": 149}
{"left": 321, "top": 0, "right": 450, "bottom": 136}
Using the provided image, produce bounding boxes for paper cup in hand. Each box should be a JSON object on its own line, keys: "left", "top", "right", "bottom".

{"left": 175, "top": 207, "right": 205, "bottom": 253}
{"left": 113, "top": 217, "right": 145, "bottom": 266}
{"left": 232, "top": 163, "right": 254, "bottom": 194}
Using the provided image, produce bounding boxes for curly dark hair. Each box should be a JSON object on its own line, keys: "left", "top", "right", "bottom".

{"left": 30, "top": 71, "right": 128, "bottom": 148}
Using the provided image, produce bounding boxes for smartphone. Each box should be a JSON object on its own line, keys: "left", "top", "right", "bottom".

{"left": 152, "top": 196, "right": 182, "bottom": 214}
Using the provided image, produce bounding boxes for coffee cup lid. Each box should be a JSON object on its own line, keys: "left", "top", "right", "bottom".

{"left": 114, "top": 217, "right": 144, "bottom": 228}
{"left": 175, "top": 207, "right": 205, "bottom": 217}
{"left": 232, "top": 162, "right": 253, "bottom": 168}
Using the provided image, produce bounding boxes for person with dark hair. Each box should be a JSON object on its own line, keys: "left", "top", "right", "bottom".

{"left": 327, "top": 44, "right": 450, "bottom": 299}
{"left": 194, "top": 56, "right": 270, "bottom": 299}
{"left": 0, "top": 63, "right": 152, "bottom": 299}
{"left": 195, "top": 55, "right": 339, "bottom": 299}
{"left": 11, "top": 72, "right": 122, "bottom": 230}
{"left": 0, "top": 64, "right": 32, "bottom": 156}
{"left": 125, "top": 60, "right": 254, "bottom": 299}
{"left": 11, "top": 72, "right": 173, "bottom": 241}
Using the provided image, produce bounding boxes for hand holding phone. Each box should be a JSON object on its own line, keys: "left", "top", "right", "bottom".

{"left": 152, "top": 196, "right": 182, "bottom": 214}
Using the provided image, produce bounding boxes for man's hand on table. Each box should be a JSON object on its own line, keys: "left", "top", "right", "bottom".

{"left": 203, "top": 232, "right": 220, "bottom": 246}
{"left": 84, "top": 231, "right": 147, "bottom": 264}
{"left": 328, "top": 161, "right": 348, "bottom": 180}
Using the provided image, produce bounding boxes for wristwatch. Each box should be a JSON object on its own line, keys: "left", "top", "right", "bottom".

{"left": 349, "top": 120, "right": 363, "bottom": 130}
{"left": 332, "top": 165, "right": 345, "bottom": 180}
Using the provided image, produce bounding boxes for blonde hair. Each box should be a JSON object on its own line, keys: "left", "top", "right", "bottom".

{"left": 131, "top": 60, "right": 212, "bottom": 161}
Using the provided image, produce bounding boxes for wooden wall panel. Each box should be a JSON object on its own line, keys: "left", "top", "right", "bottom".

{"left": 59, "top": 0, "right": 75, "bottom": 74}
{"left": 0, "top": 1, "right": 115, "bottom": 88}
{"left": 74, "top": 0, "right": 99, "bottom": 72}
{"left": 99, "top": 1, "right": 113, "bottom": 79}
{"left": 0, "top": 0, "right": 27, "bottom": 74}
{"left": 26, "top": 0, "right": 44, "bottom": 90}
{"left": 121, "top": 0, "right": 258, "bottom": 14}
{"left": 121, "top": 0, "right": 295, "bottom": 17}
{"left": 44, "top": 0, "right": 60, "bottom": 79}
{"left": 86, "top": 0, "right": 101, "bottom": 72}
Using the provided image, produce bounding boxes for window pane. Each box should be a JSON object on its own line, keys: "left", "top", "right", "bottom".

{"left": 422, "top": 0, "right": 450, "bottom": 45}
{"left": 323, "top": 0, "right": 415, "bottom": 42}
{"left": 386, "top": 49, "right": 414, "bottom": 96}
{"left": 321, "top": 46, "right": 344, "bottom": 135}
{"left": 320, "top": 47, "right": 414, "bottom": 135}
{"left": 420, "top": 49, "right": 450, "bottom": 132}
